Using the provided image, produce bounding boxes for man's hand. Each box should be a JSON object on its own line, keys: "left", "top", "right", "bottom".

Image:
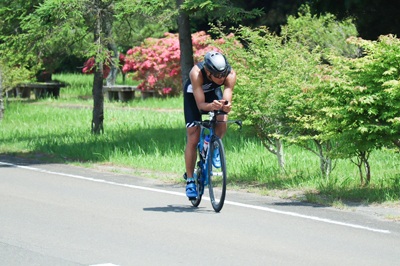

{"left": 211, "top": 100, "right": 223, "bottom": 111}
{"left": 211, "top": 100, "right": 231, "bottom": 113}
{"left": 221, "top": 100, "right": 232, "bottom": 113}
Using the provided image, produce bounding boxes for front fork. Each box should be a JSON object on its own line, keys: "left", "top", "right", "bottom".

{"left": 196, "top": 159, "right": 207, "bottom": 195}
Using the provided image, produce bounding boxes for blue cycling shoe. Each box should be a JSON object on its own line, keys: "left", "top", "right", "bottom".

{"left": 212, "top": 147, "right": 221, "bottom": 168}
{"left": 186, "top": 182, "right": 198, "bottom": 198}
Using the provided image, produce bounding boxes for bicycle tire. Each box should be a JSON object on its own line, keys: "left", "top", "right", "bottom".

{"left": 191, "top": 165, "right": 203, "bottom": 207}
{"left": 208, "top": 137, "right": 227, "bottom": 212}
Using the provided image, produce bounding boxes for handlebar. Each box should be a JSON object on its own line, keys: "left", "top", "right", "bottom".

{"left": 195, "top": 100, "right": 242, "bottom": 130}
{"left": 194, "top": 119, "right": 242, "bottom": 130}
{"left": 195, "top": 110, "right": 242, "bottom": 131}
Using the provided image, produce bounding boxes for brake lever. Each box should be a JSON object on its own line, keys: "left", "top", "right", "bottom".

{"left": 236, "top": 120, "right": 243, "bottom": 131}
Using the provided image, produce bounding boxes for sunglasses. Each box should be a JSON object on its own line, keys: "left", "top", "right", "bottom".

{"left": 211, "top": 72, "right": 228, "bottom": 79}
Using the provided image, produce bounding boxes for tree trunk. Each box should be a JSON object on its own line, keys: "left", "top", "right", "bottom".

{"left": 358, "top": 163, "right": 364, "bottom": 184}
{"left": 315, "top": 140, "right": 332, "bottom": 178}
{"left": 392, "top": 139, "right": 400, "bottom": 150}
{"left": 316, "top": 141, "right": 326, "bottom": 177}
{"left": 362, "top": 151, "right": 371, "bottom": 185}
{"left": 257, "top": 125, "right": 286, "bottom": 173}
{"left": 0, "top": 63, "right": 4, "bottom": 121}
{"left": 260, "top": 137, "right": 285, "bottom": 172}
{"left": 176, "top": 0, "right": 194, "bottom": 86}
{"left": 275, "top": 139, "right": 285, "bottom": 172}
{"left": 105, "top": 19, "right": 118, "bottom": 87}
{"left": 364, "top": 159, "right": 371, "bottom": 185}
{"left": 92, "top": 4, "right": 104, "bottom": 134}
{"left": 92, "top": 67, "right": 104, "bottom": 134}
{"left": 351, "top": 150, "right": 371, "bottom": 185}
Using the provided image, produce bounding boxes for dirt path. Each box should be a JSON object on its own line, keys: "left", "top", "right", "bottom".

{"left": 30, "top": 102, "right": 183, "bottom": 113}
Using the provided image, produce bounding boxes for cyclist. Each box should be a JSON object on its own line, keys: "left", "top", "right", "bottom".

{"left": 183, "top": 51, "right": 237, "bottom": 199}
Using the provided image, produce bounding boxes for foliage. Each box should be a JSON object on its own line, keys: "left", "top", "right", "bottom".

{"left": 315, "top": 35, "right": 400, "bottom": 155}
{"left": 214, "top": 25, "right": 322, "bottom": 172}
{"left": 3, "top": 0, "right": 91, "bottom": 71}
{"left": 344, "top": 35, "right": 400, "bottom": 146}
{"left": 180, "top": 0, "right": 264, "bottom": 23}
{"left": 289, "top": 34, "right": 400, "bottom": 184}
{"left": 82, "top": 53, "right": 126, "bottom": 78}
{"left": 284, "top": 4, "right": 359, "bottom": 58}
{"left": 113, "top": 16, "right": 171, "bottom": 53}
{"left": 310, "top": 0, "right": 400, "bottom": 41}
{"left": 212, "top": 7, "right": 363, "bottom": 178}
{"left": 0, "top": 62, "right": 33, "bottom": 93}
{"left": 122, "top": 31, "right": 240, "bottom": 96}
{"left": 0, "top": 0, "right": 45, "bottom": 86}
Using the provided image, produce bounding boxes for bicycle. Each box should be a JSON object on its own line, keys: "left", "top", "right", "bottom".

{"left": 189, "top": 102, "right": 242, "bottom": 212}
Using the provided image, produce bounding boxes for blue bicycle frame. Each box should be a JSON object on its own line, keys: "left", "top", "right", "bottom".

{"left": 197, "top": 123, "right": 214, "bottom": 192}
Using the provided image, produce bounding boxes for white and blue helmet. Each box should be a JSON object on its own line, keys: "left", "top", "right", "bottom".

{"left": 204, "top": 51, "right": 229, "bottom": 74}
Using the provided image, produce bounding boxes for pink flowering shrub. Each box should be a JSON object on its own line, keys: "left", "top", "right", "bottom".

{"left": 82, "top": 53, "right": 125, "bottom": 79}
{"left": 122, "top": 31, "right": 241, "bottom": 96}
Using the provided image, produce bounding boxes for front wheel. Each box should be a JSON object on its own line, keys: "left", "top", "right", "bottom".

{"left": 191, "top": 165, "right": 203, "bottom": 207}
{"left": 208, "top": 137, "right": 227, "bottom": 212}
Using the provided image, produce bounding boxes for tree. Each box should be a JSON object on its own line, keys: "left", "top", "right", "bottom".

{"left": 91, "top": 0, "right": 106, "bottom": 134}
{"left": 279, "top": 6, "right": 359, "bottom": 178}
{"left": 176, "top": 0, "right": 193, "bottom": 85}
{"left": 19, "top": 0, "right": 109, "bottom": 133}
{"left": 0, "top": 0, "right": 44, "bottom": 120}
{"left": 306, "top": 35, "right": 400, "bottom": 184}
{"left": 4, "top": 0, "right": 173, "bottom": 133}
{"left": 175, "top": 0, "right": 263, "bottom": 87}
{"left": 0, "top": 63, "right": 3, "bottom": 121}
{"left": 215, "top": 25, "right": 321, "bottom": 172}
{"left": 310, "top": 0, "right": 400, "bottom": 41}
{"left": 212, "top": 6, "right": 362, "bottom": 178}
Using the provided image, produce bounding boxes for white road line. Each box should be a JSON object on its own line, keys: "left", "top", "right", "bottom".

{"left": 0, "top": 161, "right": 391, "bottom": 234}
{"left": 90, "top": 264, "right": 120, "bottom": 266}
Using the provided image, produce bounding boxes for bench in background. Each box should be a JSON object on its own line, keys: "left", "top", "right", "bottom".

{"left": 103, "top": 85, "right": 155, "bottom": 101}
{"left": 10, "top": 82, "right": 66, "bottom": 99}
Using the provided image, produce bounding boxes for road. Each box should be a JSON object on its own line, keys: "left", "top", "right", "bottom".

{"left": 1, "top": 155, "right": 399, "bottom": 266}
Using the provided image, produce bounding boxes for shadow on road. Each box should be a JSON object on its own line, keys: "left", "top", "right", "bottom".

{"left": 143, "top": 205, "right": 215, "bottom": 213}
{"left": 0, "top": 154, "right": 57, "bottom": 167}
{"left": 272, "top": 201, "right": 326, "bottom": 208}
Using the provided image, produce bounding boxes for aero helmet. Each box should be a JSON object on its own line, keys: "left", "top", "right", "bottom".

{"left": 204, "top": 51, "right": 229, "bottom": 74}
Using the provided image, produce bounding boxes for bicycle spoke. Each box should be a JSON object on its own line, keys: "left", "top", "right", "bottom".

{"left": 208, "top": 137, "right": 227, "bottom": 212}
{"left": 190, "top": 163, "right": 203, "bottom": 207}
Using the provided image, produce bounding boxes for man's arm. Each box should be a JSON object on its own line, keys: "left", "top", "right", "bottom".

{"left": 221, "top": 69, "right": 236, "bottom": 113}
{"left": 191, "top": 67, "right": 222, "bottom": 112}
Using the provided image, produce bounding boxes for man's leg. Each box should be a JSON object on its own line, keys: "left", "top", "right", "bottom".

{"left": 185, "top": 126, "right": 201, "bottom": 198}
{"left": 185, "top": 126, "right": 200, "bottom": 179}
{"left": 212, "top": 114, "right": 227, "bottom": 168}
{"left": 215, "top": 114, "right": 228, "bottom": 138}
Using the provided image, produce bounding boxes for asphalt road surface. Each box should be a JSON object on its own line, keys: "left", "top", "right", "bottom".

{"left": 1, "top": 155, "right": 399, "bottom": 266}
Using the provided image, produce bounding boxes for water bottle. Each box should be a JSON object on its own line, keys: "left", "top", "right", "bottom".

{"left": 201, "top": 135, "right": 210, "bottom": 158}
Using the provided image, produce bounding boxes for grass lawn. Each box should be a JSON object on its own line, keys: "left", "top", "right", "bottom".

{"left": 1, "top": 73, "right": 399, "bottom": 208}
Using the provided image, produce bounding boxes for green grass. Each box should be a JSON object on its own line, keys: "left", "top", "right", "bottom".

{"left": 53, "top": 73, "right": 139, "bottom": 98}
{"left": 50, "top": 73, "right": 183, "bottom": 109}
{"left": 1, "top": 73, "right": 400, "bottom": 207}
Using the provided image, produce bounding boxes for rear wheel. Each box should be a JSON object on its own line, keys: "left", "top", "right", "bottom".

{"left": 208, "top": 137, "right": 227, "bottom": 212}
